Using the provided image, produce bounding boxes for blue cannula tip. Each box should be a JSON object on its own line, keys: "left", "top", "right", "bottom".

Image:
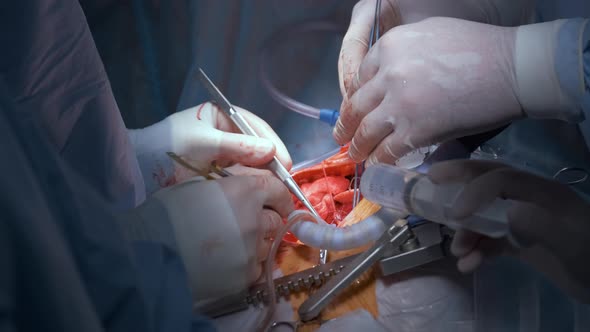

{"left": 319, "top": 109, "right": 339, "bottom": 126}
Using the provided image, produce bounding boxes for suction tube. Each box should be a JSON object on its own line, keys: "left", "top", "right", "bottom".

{"left": 258, "top": 21, "right": 344, "bottom": 125}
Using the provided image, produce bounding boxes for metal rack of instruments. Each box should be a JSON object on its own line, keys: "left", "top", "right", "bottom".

{"left": 195, "top": 209, "right": 455, "bottom": 321}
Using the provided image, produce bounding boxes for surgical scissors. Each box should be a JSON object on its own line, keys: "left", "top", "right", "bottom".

{"left": 196, "top": 68, "right": 328, "bottom": 263}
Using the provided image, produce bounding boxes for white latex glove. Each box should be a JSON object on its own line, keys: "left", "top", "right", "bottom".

{"left": 427, "top": 159, "right": 590, "bottom": 303}
{"left": 375, "top": 260, "right": 475, "bottom": 332}
{"left": 121, "top": 175, "right": 294, "bottom": 302}
{"left": 129, "top": 102, "right": 292, "bottom": 194}
{"left": 334, "top": 17, "right": 575, "bottom": 166}
{"left": 338, "top": 0, "right": 535, "bottom": 99}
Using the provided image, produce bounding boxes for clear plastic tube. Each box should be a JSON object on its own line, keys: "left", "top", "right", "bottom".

{"left": 259, "top": 58, "right": 321, "bottom": 119}
{"left": 290, "top": 146, "right": 342, "bottom": 172}
{"left": 258, "top": 21, "right": 344, "bottom": 120}
{"left": 258, "top": 210, "right": 314, "bottom": 332}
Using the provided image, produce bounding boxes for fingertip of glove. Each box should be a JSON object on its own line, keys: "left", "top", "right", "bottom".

{"left": 365, "top": 155, "right": 379, "bottom": 167}
{"left": 448, "top": 196, "right": 477, "bottom": 220}
{"left": 347, "top": 143, "right": 362, "bottom": 163}
{"left": 457, "top": 251, "right": 482, "bottom": 273}
{"left": 450, "top": 241, "right": 469, "bottom": 257}
{"left": 332, "top": 125, "right": 346, "bottom": 145}
{"left": 258, "top": 138, "right": 275, "bottom": 154}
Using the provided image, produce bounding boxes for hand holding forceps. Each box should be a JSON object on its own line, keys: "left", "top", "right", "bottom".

{"left": 195, "top": 68, "right": 329, "bottom": 263}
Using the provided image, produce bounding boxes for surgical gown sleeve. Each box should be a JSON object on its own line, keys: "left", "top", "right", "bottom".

{"left": 0, "top": 0, "right": 145, "bottom": 211}
{"left": 0, "top": 80, "right": 216, "bottom": 331}
{"left": 552, "top": 19, "right": 590, "bottom": 145}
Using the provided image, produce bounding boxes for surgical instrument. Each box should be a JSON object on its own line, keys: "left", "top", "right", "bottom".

{"left": 299, "top": 218, "right": 411, "bottom": 321}
{"left": 195, "top": 219, "right": 453, "bottom": 318}
{"left": 196, "top": 68, "right": 328, "bottom": 265}
{"left": 369, "top": 0, "right": 382, "bottom": 48}
{"left": 167, "top": 152, "right": 232, "bottom": 179}
{"left": 351, "top": 0, "right": 382, "bottom": 208}
{"left": 196, "top": 68, "right": 317, "bottom": 213}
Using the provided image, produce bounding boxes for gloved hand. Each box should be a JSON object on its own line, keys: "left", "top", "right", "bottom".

{"left": 338, "top": 0, "right": 535, "bottom": 99}
{"left": 428, "top": 159, "right": 590, "bottom": 303}
{"left": 334, "top": 17, "right": 523, "bottom": 165}
{"left": 334, "top": 17, "right": 575, "bottom": 166}
{"left": 121, "top": 174, "right": 294, "bottom": 302}
{"left": 129, "top": 102, "right": 292, "bottom": 194}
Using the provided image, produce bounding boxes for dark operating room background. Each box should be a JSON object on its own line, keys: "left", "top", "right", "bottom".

{"left": 80, "top": 0, "right": 358, "bottom": 164}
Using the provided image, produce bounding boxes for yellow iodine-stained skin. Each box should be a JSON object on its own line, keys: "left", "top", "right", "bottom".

{"left": 276, "top": 199, "right": 382, "bottom": 331}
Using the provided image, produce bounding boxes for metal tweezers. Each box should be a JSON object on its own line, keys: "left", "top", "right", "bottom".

{"left": 352, "top": 0, "right": 381, "bottom": 206}
{"left": 196, "top": 68, "right": 328, "bottom": 265}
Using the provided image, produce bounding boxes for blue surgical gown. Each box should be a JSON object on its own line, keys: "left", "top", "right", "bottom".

{"left": 0, "top": 0, "right": 214, "bottom": 331}
{"left": 0, "top": 79, "right": 215, "bottom": 331}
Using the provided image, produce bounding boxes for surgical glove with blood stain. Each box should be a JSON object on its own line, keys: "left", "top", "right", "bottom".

{"left": 128, "top": 102, "right": 292, "bottom": 195}
{"left": 121, "top": 174, "right": 294, "bottom": 302}
{"left": 334, "top": 17, "right": 526, "bottom": 166}
{"left": 283, "top": 145, "right": 361, "bottom": 244}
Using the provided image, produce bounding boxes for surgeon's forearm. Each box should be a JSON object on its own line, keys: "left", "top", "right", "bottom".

{"left": 115, "top": 205, "right": 218, "bottom": 328}
{"left": 512, "top": 18, "right": 589, "bottom": 122}
{"left": 115, "top": 201, "right": 179, "bottom": 250}
{"left": 555, "top": 19, "right": 590, "bottom": 120}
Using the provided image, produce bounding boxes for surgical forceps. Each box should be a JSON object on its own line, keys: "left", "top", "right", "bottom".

{"left": 351, "top": 0, "right": 382, "bottom": 207}
{"left": 196, "top": 68, "right": 328, "bottom": 263}
{"left": 369, "top": 0, "right": 382, "bottom": 48}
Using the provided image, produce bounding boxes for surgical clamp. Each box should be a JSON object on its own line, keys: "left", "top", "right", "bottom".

{"left": 298, "top": 215, "right": 454, "bottom": 321}
{"left": 299, "top": 211, "right": 412, "bottom": 321}
{"left": 194, "top": 217, "right": 454, "bottom": 319}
